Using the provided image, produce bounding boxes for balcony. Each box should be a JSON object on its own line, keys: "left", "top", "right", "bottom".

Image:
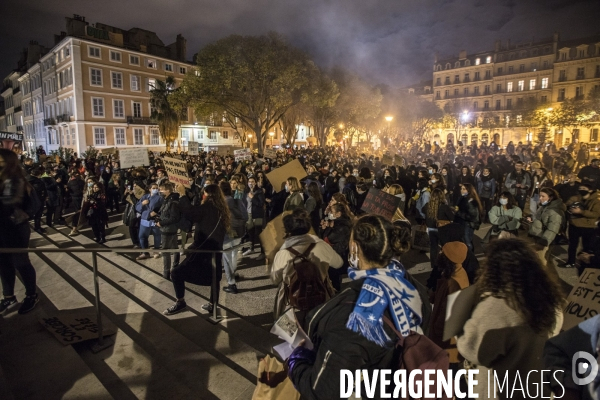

{"left": 56, "top": 114, "right": 71, "bottom": 123}
{"left": 558, "top": 76, "right": 567, "bottom": 82}
{"left": 14, "top": 106, "right": 22, "bottom": 113}
{"left": 13, "top": 86, "right": 20, "bottom": 94}
{"left": 127, "top": 116, "right": 156, "bottom": 125}
{"left": 16, "top": 126, "right": 23, "bottom": 132}
{"left": 44, "top": 118, "right": 56, "bottom": 126}
{"left": 453, "top": 79, "right": 460, "bottom": 84}
{"left": 576, "top": 75, "right": 585, "bottom": 80}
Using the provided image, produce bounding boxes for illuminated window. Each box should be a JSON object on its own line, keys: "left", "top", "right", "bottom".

{"left": 529, "top": 79, "right": 536, "bottom": 90}
{"left": 517, "top": 80, "right": 524, "bottom": 91}
{"left": 541, "top": 78, "right": 548, "bottom": 89}
{"left": 486, "top": 56, "right": 492, "bottom": 63}
{"left": 475, "top": 58, "right": 480, "bottom": 65}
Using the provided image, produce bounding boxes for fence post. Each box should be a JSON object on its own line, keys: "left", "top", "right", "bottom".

{"left": 208, "top": 252, "right": 223, "bottom": 324}
{"left": 90, "top": 251, "right": 113, "bottom": 353}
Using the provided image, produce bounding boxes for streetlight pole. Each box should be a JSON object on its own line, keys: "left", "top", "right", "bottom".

{"left": 248, "top": 133, "right": 252, "bottom": 149}
{"left": 269, "top": 131, "right": 274, "bottom": 148}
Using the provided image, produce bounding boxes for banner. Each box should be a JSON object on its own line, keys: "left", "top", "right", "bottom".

{"left": 234, "top": 148, "right": 252, "bottom": 162}
{"left": 119, "top": 148, "right": 150, "bottom": 169}
{"left": 264, "top": 148, "right": 277, "bottom": 159}
{"left": 361, "top": 188, "right": 401, "bottom": 220}
{"left": 188, "top": 141, "right": 199, "bottom": 156}
{"left": 0, "top": 131, "right": 24, "bottom": 153}
{"left": 163, "top": 156, "right": 191, "bottom": 188}
{"left": 266, "top": 159, "right": 307, "bottom": 192}
{"left": 562, "top": 269, "right": 600, "bottom": 331}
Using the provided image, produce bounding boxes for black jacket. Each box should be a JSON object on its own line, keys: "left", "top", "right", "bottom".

{"left": 226, "top": 196, "right": 248, "bottom": 238}
{"left": 41, "top": 176, "right": 60, "bottom": 207}
{"left": 67, "top": 177, "right": 85, "bottom": 198}
{"left": 423, "top": 203, "right": 455, "bottom": 229}
{"left": 157, "top": 193, "right": 181, "bottom": 234}
{"left": 28, "top": 176, "right": 47, "bottom": 204}
{"left": 454, "top": 196, "right": 481, "bottom": 230}
{"left": 322, "top": 216, "right": 352, "bottom": 259}
{"left": 246, "top": 187, "right": 265, "bottom": 218}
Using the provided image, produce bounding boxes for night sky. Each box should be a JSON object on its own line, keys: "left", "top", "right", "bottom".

{"left": 1, "top": 0, "right": 599, "bottom": 87}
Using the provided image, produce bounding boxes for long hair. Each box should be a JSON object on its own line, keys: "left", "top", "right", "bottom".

{"left": 426, "top": 188, "right": 447, "bottom": 220}
{"left": 461, "top": 183, "right": 484, "bottom": 217}
{"left": 287, "top": 176, "right": 302, "bottom": 193}
{"left": 202, "top": 184, "right": 230, "bottom": 230}
{"left": 478, "top": 238, "right": 564, "bottom": 333}
{"left": 351, "top": 215, "right": 409, "bottom": 267}
{"left": 307, "top": 182, "right": 323, "bottom": 206}
{"left": 0, "top": 148, "right": 26, "bottom": 183}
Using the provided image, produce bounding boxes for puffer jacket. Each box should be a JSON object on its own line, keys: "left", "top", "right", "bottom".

{"left": 529, "top": 198, "right": 566, "bottom": 246}
{"left": 157, "top": 193, "right": 180, "bottom": 234}
{"left": 454, "top": 196, "right": 481, "bottom": 230}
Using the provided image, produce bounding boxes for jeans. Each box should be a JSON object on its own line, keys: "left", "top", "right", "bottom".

{"left": 223, "top": 236, "right": 241, "bottom": 285}
{"left": 0, "top": 223, "right": 37, "bottom": 297}
{"left": 162, "top": 233, "right": 180, "bottom": 274}
{"left": 567, "top": 224, "right": 597, "bottom": 264}
{"left": 139, "top": 224, "right": 162, "bottom": 255}
{"left": 464, "top": 225, "right": 475, "bottom": 252}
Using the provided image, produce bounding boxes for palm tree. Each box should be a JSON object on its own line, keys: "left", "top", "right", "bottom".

{"left": 150, "top": 76, "right": 181, "bottom": 150}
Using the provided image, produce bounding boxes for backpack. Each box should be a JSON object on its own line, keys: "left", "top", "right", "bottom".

{"left": 22, "top": 183, "right": 43, "bottom": 220}
{"left": 286, "top": 243, "right": 333, "bottom": 312}
{"left": 383, "top": 317, "right": 451, "bottom": 399}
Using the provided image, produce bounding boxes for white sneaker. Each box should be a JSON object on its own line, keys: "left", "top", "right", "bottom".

{"left": 242, "top": 249, "right": 253, "bottom": 256}
{"left": 153, "top": 252, "right": 161, "bottom": 259}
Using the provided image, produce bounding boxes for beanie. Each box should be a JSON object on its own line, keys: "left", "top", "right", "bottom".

{"left": 441, "top": 242, "right": 467, "bottom": 265}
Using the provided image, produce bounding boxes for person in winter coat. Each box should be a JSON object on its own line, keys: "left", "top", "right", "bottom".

{"left": 286, "top": 215, "right": 428, "bottom": 400}
{"left": 157, "top": 182, "right": 181, "bottom": 280}
{"left": 563, "top": 183, "right": 600, "bottom": 270}
{"left": 305, "top": 181, "right": 323, "bottom": 233}
{"left": 220, "top": 181, "right": 248, "bottom": 294}
{"left": 578, "top": 158, "right": 600, "bottom": 190}
{"left": 456, "top": 239, "right": 564, "bottom": 400}
{"left": 122, "top": 181, "right": 145, "bottom": 248}
{"left": 453, "top": 166, "right": 474, "bottom": 206}
{"left": 476, "top": 167, "right": 496, "bottom": 222}
{"left": 41, "top": 168, "right": 60, "bottom": 228}
{"left": 487, "top": 192, "right": 522, "bottom": 241}
{"left": 84, "top": 182, "right": 108, "bottom": 243}
{"left": 324, "top": 169, "right": 339, "bottom": 203}
{"left": 243, "top": 176, "right": 266, "bottom": 260}
{"left": 505, "top": 161, "right": 531, "bottom": 211}
{"left": 428, "top": 242, "right": 469, "bottom": 366}
{"left": 28, "top": 167, "right": 47, "bottom": 233}
{"left": 341, "top": 175, "right": 359, "bottom": 214}
{"left": 107, "top": 174, "right": 122, "bottom": 213}
{"left": 423, "top": 188, "right": 456, "bottom": 278}
{"left": 135, "top": 182, "right": 164, "bottom": 260}
{"left": 527, "top": 188, "right": 566, "bottom": 272}
{"left": 454, "top": 183, "right": 483, "bottom": 252}
{"left": 283, "top": 176, "right": 305, "bottom": 212}
{"left": 320, "top": 203, "right": 352, "bottom": 291}
{"left": 530, "top": 167, "right": 554, "bottom": 218}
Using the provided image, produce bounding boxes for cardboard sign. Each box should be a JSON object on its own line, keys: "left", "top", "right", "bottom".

{"left": 264, "top": 148, "right": 277, "bottom": 159}
{"left": 119, "top": 148, "right": 150, "bottom": 169}
{"left": 234, "top": 148, "right": 252, "bottom": 162}
{"left": 163, "top": 156, "right": 191, "bottom": 188}
{"left": 38, "top": 155, "right": 48, "bottom": 162}
{"left": 266, "top": 159, "right": 307, "bottom": 193}
{"left": 361, "top": 188, "right": 401, "bottom": 220}
{"left": 260, "top": 211, "right": 316, "bottom": 266}
{"left": 40, "top": 312, "right": 117, "bottom": 346}
{"left": 188, "top": 141, "right": 199, "bottom": 156}
{"left": 382, "top": 154, "right": 394, "bottom": 165}
{"left": 101, "top": 147, "right": 116, "bottom": 155}
{"left": 562, "top": 269, "right": 600, "bottom": 331}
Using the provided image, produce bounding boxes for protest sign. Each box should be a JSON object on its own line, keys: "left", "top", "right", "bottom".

{"left": 0, "top": 131, "right": 24, "bottom": 152}
{"left": 188, "top": 141, "right": 199, "bottom": 156}
{"left": 260, "top": 211, "right": 316, "bottom": 266}
{"left": 234, "top": 148, "right": 252, "bottom": 162}
{"left": 382, "top": 154, "right": 394, "bottom": 165}
{"left": 266, "top": 159, "right": 307, "bottom": 192}
{"left": 163, "top": 156, "right": 191, "bottom": 188}
{"left": 264, "top": 148, "right": 277, "bottom": 159}
{"left": 562, "top": 268, "right": 600, "bottom": 331}
{"left": 443, "top": 285, "right": 479, "bottom": 341}
{"left": 361, "top": 188, "right": 401, "bottom": 220}
{"left": 38, "top": 155, "right": 48, "bottom": 162}
{"left": 119, "top": 148, "right": 150, "bottom": 169}
{"left": 40, "top": 311, "right": 117, "bottom": 346}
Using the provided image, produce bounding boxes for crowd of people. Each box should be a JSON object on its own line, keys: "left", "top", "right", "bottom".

{"left": 1, "top": 137, "right": 600, "bottom": 398}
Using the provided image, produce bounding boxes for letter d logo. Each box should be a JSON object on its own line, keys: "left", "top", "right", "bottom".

{"left": 573, "top": 351, "right": 599, "bottom": 386}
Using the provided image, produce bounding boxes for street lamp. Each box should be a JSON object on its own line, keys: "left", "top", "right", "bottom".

{"left": 385, "top": 116, "right": 393, "bottom": 145}
{"left": 248, "top": 134, "right": 252, "bottom": 148}
{"left": 269, "top": 131, "right": 274, "bottom": 147}
{"left": 343, "top": 135, "right": 348, "bottom": 151}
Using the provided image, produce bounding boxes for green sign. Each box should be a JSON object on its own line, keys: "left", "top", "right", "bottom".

{"left": 86, "top": 26, "right": 109, "bottom": 41}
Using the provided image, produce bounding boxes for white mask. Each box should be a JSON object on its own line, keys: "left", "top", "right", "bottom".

{"left": 499, "top": 198, "right": 508, "bottom": 205}
{"left": 328, "top": 213, "right": 335, "bottom": 220}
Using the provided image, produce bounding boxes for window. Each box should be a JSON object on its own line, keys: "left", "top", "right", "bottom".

{"left": 89, "top": 46, "right": 100, "bottom": 58}
{"left": 454, "top": 88, "right": 459, "bottom": 96}
{"left": 474, "top": 71, "right": 480, "bottom": 80}
{"left": 577, "top": 67, "right": 585, "bottom": 79}
{"left": 92, "top": 98, "right": 104, "bottom": 117}
{"left": 558, "top": 88, "right": 565, "bottom": 101}
{"left": 506, "top": 99, "right": 512, "bottom": 109}
{"left": 486, "top": 56, "right": 492, "bottom": 64}
{"left": 543, "top": 60, "right": 549, "bottom": 69}
{"left": 435, "top": 77, "right": 441, "bottom": 85}
{"left": 113, "top": 100, "right": 124, "bottom": 118}
{"left": 146, "top": 59, "right": 157, "bottom": 69}
{"left": 541, "top": 78, "right": 549, "bottom": 89}
{"left": 64, "top": 47, "right": 70, "bottom": 58}
{"left": 147, "top": 78, "right": 156, "bottom": 92}
{"left": 464, "top": 73, "right": 470, "bottom": 82}
{"left": 484, "top": 85, "right": 490, "bottom": 94}
{"left": 473, "top": 102, "right": 478, "bottom": 110}
{"left": 561, "top": 52, "right": 567, "bottom": 61}
{"left": 445, "top": 63, "right": 451, "bottom": 70}
{"left": 130, "top": 75, "right": 140, "bottom": 91}
{"left": 134, "top": 128, "right": 144, "bottom": 145}
{"left": 576, "top": 86, "right": 584, "bottom": 99}
{"left": 445, "top": 76, "right": 451, "bottom": 84}
{"left": 150, "top": 128, "right": 159, "bottom": 145}
{"left": 559, "top": 70, "right": 566, "bottom": 81}
{"left": 517, "top": 98, "right": 523, "bottom": 107}
{"left": 133, "top": 102, "right": 142, "bottom": 118}
{"left": 94, "top": 127, "right": 106, "bottom": 145}
{"left": 90, "top": 68, "right": 102, "bottom": 86}
{"left": 496, "top": 84, "right": 501, "bottom": 93}
{"left": 179, "top": 66, "right": 187, "bottom": 74}
{"left": 222, "top": 131, "right": 228, "bottom": 139}
{"left": 110, "top": 51, "right": 121, "bottom": 62}
{"left": 130, "top": 55, "right": 140, "bottom": 65}
{"left": 592, "top": 128, "right": 599, "bottom": 142}
{"left": 541, "top": 95, "right": 548, "bottom": 103}
{"left": 165, "top": 63, "right": 173, "bottom": 72}
{"left": 495, "top": 100, "right": 501, "bottom": 110}
{"left": 516, "top": 115, "right": 523, "bottom": 124}
{"left": 435, "top": 91, "right": 441, "bottom": 99}
{"left": 484, "top": 100, "right": 489, "bottom": 110}
{"left": 444, "top": 90, "right": 449, "bottom": 98}
{"left": 115, "top": 127, "right": 126, "bottom": 145}
{"left": 111, "top": 72, "right": 123, "bottom": 89}
{"left": 529, "top": 79, "right": 536, "bottom": 90}
{"left": 596, "top": 65, "right": 600, "bottom": 78}
{"left": 455, "top": 61, "right": 461, "bottom": 68}
{"left": 497, "top": 67, "right": 503, "bottom": 75}
{"left": 181, "top": 129, "right": 190, "bottom": 142}
{"left": 519, "top": 64, "right": 525, "bottom": 73}
{"left": 517, "top": 80, "right": 524, "bottom": 91}
{"left": 209, "top": 131, "right": 217, "bottom": 140}
{"left": 579, "top": 50, "right": 585, "bottom": 58}
{"left": 463, "top": 88, "right": 469, "bottom": 96}
{"left": 465, "top": 60, "right": 471, "bottom": 66}
{"left": 474, "top": 86, "right": 480, "bottom": 95}
{"left": 531, "top": 62, "right": 538, "bottom": 71}
{"left": 485, "top": 70, "right": 491, "bottom": 79}
{"left": 196, "top": 130, "right": 204, "bottom": 140}
{"left": 475, "top": 58, "right": 480, "bottom": 65}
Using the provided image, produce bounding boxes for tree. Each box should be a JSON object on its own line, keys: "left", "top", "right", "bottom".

{"left": 151, "top": 76, "right": 181, "bottom": 150}
{"left": 304, "top": 70, "right": 340, "bottom": 147}
{"left": 548, "top": 98, "right": 587, "bottom": 141}
{"left": 180, "top": 33, "right": 316, "bottom": 154}
{"left": 279, "top": 103, "right": 307, "bottom": 148}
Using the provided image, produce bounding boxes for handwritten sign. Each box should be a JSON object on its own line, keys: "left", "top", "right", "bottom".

{"left": 188, "top": 141, "right": 199, "bottom": 156}
{"left": 119, "top": 148, "right": 150, "bottom": 169}
{"left": 382, "top": 154, "right": 394, "bottom": 165}
{"left": 163, "top": 156, "right": 191, "bottom": 188}
{"left": 266, "top": 159, "right": 307, "bottom": 192}
{"left": 562, "top": 268, "right": 600, "bottom": 331}
{"left": 264, "top": 148, "right": 277, "bottom": 159}
{"left": 40, "top": 312, "right": 117, "bottom": 345}
{"left": 234, "top": 148, "right": 252, "bottom": 162}
{"left": 361, "top": 188, "right": 401, "bottom": 220}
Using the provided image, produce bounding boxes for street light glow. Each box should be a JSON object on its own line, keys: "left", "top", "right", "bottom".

{"left": 385, "top": 116, "right": 393, "bottom": 122}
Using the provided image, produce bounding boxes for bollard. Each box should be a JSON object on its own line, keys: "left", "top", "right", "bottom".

{"left": 90, "top": 252, "right": 114, "bottom": 353}
{"left": 208, "top": 252, "right": 223, "bottom": 324}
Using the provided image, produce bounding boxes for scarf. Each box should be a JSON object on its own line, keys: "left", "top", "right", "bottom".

{"left": 347, "top": 260, "right": 422, "bottom": 347}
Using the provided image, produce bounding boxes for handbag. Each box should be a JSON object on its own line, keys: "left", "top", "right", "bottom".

{"left": 252, "top": 355, "right": 300, "bottom": 400}
{"left": 411, "top": 224, "right": 430, "bottom": 251}
{"left": 436, "top": 220, "right": 451, "bottom": 228}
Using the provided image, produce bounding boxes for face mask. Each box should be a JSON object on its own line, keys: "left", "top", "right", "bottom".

{"left": 285, "top": 185, "right": 290, "bottom": 192}
{"left": 328, "top": 213, "right": 335, "bottom": 220}
{"left": 462, "top": 192, "right": 468, "bottom": 197}
{"left": 579, "top": 190, "right": 591, "bottom": 197}
{"left": 541, "top": 200, "right": 549, "bottom": 206}
{"left": 430, "top": 179, "right": 437, "bottom": 184}
{"left": 353, "top": 173, "right": 359, "bottom": 177}
{"left": 499, "top": 198, "right": 508, "bottom": 205}
{"left": 348, "top": 243, "right": 359, "bottom": 270}
{"left": 87, "top": 182, "right": 93, "bottom": 187}
{"left": 151, "top": 189, "right": 159, "bottom": 195}
{"left": 428, "top": 169, "right": 433, "bottom": 174}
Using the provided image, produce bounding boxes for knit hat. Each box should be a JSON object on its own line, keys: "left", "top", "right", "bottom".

{"left": 531, "top": 162, "right": 541, "bottom": 169}
{"left": 441, "top": 242, "right": 467, "bottom": 265}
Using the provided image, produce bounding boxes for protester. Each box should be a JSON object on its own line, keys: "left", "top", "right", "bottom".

{"left": 476, "top": 166, "right": 496, "bottom": 221}
{"left": 454, "top": 183, "right": 483, "bottom": 252}
{"left": 527, "top": 188, "right": 566, "bottom": 271}
{"left": 135, "top": 182, "right": 164, "bottom": 260}
{"left": 424, "top": 188, "right": 456, "bottom": 272}
{"left": 283, "top": 176, "right": 304, "bottom": 212}
{"left": 156, "top": 182, "right": 181, "bottom": 280}
{"left": 486, "top": 191, "right": 522, "bottom": 241}
{"left": 123, "top": 181, "right": 145, "bottom": 248}
{"left": 243, "top": 176, "right": 266, "bottom": 261}
{"left": 220, "top": 181, "right": 247, "bottom": 294}
{"left": 563, "top": 182, "right": 600, "bottom": 269}
{"left": 320, "top": 203, "right": 352, "bottom": 291}
{"left": 84, "top": 182, "right": 108, "bottom": 243}
{"left": 304, "top": 181, "right": 323, "bottom": 233}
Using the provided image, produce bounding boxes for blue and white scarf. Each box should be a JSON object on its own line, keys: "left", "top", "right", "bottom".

{"left": 347, "top": 260, "right": 422, "bottom": 347}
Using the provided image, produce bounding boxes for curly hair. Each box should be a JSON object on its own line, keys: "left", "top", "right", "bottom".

{"left": 477, "top": 238, "right": 565, "bottom": 334}
{"left": 426, "top": 188, "right": 447, "bottom": 220}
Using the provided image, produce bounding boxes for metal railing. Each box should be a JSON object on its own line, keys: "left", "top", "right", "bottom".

{"left": 0, "top": 244, "right": 246, "bottom": 352}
